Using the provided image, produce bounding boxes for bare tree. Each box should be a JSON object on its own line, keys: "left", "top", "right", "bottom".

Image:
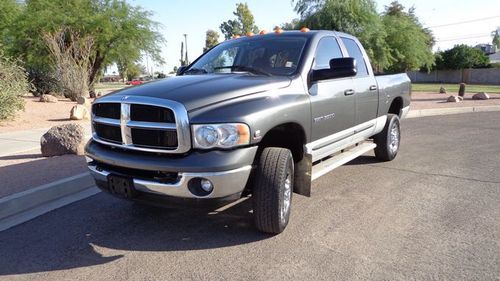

{"left": 43, "top": 28, "right": 94, "bottom": 101}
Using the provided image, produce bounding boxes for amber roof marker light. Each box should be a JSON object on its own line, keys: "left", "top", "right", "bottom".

{"left": 300, "top": 27, "right": 310, "bottom": 32}
{"left": 274, "top": 27, "right": 283, "bottom": 34}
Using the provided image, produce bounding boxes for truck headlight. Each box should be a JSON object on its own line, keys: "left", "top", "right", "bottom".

{"left": 192, "top": 123, "right": 250, "bottom": 149}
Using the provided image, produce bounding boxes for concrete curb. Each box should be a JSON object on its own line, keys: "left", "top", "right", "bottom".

{"left": 406, "top": 105, "right": 500, "bottom": 118}
{"left": 0, "top": 172, "right": 100, "bottom": 232}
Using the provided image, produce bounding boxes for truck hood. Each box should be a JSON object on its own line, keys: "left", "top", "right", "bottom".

{"left": 108, "top": 74, "right": 292, "bottom": 111}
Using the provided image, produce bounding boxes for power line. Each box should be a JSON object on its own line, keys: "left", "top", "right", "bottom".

{"left": 426, "top": 15, "right": 500, "bottom": 29}
{"left": 436, "top": 33, "right": 492, "bottom": 42}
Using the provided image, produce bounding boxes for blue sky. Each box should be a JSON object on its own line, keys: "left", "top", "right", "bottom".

{"left": 127, "top": 0, "right": 500, "bottom": 74}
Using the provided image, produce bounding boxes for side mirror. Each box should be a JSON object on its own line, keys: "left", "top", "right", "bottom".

{"left": 176, "top": 66, "right": 187, "bottom": 76}
{"left": 311, "top": 57, "right": 357, "bottom": 82}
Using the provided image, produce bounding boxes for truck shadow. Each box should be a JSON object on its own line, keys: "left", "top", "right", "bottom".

{"left": 0, "top": 192, "right": 268, "bottom": 276}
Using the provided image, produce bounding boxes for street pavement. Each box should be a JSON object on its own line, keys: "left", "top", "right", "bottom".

{"left": 0, "top": 112, "right": 499, "bottom": 280}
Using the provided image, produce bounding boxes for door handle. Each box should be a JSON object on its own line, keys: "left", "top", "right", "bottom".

{"left": 344, "top": 89, "right": 355, "bottom": 96}
{"left": 369, "top": 85, "right": 377, "bottom": 91}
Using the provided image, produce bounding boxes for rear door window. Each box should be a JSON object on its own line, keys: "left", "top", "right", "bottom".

{"left": 340, "top": 37, "right": 369, "bottom": 76}
{"left": 313, "top": 37, "right": 343, "bottom": 70}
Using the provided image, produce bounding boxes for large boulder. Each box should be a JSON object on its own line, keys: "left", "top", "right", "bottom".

{"left": 472, "top": 92, "right": 490, "bottom": 100}
{"left": 446, "top": 95, "right": 461, "bottom": 103}
{"left": 39, "top": 94, "right": 58, "bottom": 103}
{"left": 70, "top": 104, "right": 90, "bottom": 120}
{"left": 40, "top": 124, "right": 85, "bottom": 157}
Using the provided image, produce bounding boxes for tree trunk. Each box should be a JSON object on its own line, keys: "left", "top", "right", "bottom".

{"left": 89, "top": 52, "right": 105, "bottom": 92}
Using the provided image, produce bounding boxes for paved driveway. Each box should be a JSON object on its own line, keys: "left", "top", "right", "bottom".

{"left": 1, "top": 112, "right": 499, "bottom": 280}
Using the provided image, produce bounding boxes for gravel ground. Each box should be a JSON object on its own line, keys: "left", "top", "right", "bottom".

{"left": 0, "top": 112, "right": 499, "bottom": 280}
{"left": 0, "top": 97, "right": 89, "bottom": 134}
{"left": 411, "top": 92, "right": 500, "bottom": 110}
{"left": 0, "top": 148, "right": 87, "bottom": 198}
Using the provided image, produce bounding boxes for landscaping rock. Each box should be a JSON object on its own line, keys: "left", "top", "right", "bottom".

{"left": 76, "top": 96, "right": 91, "bottom": 106}
{"left": 39, "top": 94, "right": 58, "bottom": 103}
{"left": 439, "top": 87, "right": 446, "bottom": 94}
{"left": 472, "top": 92, "right": 490, "bottom": 100}
{"left": 70, "top": 104, "right": 90, "bottom": 120}
{"left": 40, "top": 124, "right": 85, "bottom": 157}
{"left": 447, "top": 95, "right": 461, "bottom": 103}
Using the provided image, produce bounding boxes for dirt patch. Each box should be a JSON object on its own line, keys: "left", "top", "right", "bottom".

{"left": 411, "top": 92, "right": 500, "bottom": 110}
{"left": 0, "top": 96, "right": 89, "bottom": 133}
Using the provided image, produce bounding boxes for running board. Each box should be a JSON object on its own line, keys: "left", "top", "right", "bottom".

{"left": 311, "top": 142, "right": 377, "bottom": 181}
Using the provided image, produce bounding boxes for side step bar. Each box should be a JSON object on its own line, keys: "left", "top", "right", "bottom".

{"left": 311, "top": 142, "right": 377, "bottom": 181}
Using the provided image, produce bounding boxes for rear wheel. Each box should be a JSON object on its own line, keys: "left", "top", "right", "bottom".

{"left": 374, "top": 114, "right": 401, "bottom": 161}
{"left": 253, "top": 147, "right": 294, "bottom": 234}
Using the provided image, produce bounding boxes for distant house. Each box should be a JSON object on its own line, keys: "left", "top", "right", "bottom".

{"left": 489, "top": 52, "right": 500, "bottom": 64}
{"left": 475, "top": 44, "right": 497, "bottom": 55}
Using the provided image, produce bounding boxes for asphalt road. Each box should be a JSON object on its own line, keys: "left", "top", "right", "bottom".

{"left": 1, "top": 112, "right": 499, "bottom": 281}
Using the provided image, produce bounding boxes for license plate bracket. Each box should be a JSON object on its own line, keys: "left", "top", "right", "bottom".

{"left": 107, "top": 174, "right": 137, "bottom": 198}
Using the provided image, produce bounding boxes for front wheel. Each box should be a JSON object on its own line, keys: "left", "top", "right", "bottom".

{"left": 253, "top": 147, "right": 294, "bottom": 234}
{"left": 374, "top": 114, "right": 401, "bottom": 161}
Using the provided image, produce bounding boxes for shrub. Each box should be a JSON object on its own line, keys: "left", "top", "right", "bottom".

{"left": 0, "top": 52, "right": 31, "bottom": 120}
{"left": 27, "top": 69, "right": 62, "bottom": 97}
{"left": 43, "top": 28, "right": 93, "bottom": 101}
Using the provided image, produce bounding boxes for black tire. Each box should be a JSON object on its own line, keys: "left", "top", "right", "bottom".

{"left": 253, "top": 147, "right": 294, "bottom": 234}
{"left": 374, "top": 114, "right": 401, "bottom": 161}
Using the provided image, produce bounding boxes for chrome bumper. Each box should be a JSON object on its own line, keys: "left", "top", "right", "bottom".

{"left": 87, "top": 164, "right": 252, "bottom": 199}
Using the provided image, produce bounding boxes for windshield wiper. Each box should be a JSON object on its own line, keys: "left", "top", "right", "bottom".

{"left": 183, "top": 68, "right": 208, "bottom": 75}
{"left": 214, "top": 65, "right": 272, "bottom": 76}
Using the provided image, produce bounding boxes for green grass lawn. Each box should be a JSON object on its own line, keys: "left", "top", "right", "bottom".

{"left": 412, "top": 83, "right": 500, "bottom": 94}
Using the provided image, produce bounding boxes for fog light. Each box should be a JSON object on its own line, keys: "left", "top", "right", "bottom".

{"left": 200, "top": 179, "right": 214, "bottom": 192}
{"left": 187, "top": 177, "right": 214, "bottom": 197}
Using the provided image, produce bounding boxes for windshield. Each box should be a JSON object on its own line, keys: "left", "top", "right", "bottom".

{"left": 184, "top": 36, "right": 308, "bottom": 76}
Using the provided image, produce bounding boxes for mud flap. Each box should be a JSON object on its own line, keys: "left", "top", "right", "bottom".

{"left": 293, "top": 151, "right": 312, "bottom": 197}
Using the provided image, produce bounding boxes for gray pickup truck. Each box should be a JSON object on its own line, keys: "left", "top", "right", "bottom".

{"left": 85, "top": 30, "right": 410, "bottom": 234}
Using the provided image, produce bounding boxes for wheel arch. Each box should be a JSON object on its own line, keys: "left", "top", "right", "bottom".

{"left": 251, "top": 122, "right": 312, "bottom": 197}
{"left": 388, "top": 97, "right": 403, "bottom": 117}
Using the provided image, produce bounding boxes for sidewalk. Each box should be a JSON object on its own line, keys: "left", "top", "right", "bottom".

{"left": 0, "top": 125, "right": 92, "bottom": 157}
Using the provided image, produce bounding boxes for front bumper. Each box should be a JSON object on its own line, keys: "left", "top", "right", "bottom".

{"left": 88, "top": 163, "right": 252, "bottom": 199}
{"left": 85, "top": 140, "right": 258, "bottom": 199}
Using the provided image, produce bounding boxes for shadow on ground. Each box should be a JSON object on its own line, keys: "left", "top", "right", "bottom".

{"left": 0, "top": 192, "right": 268, "bottom": 276}
{"left": 0, "top": 154, "right": 87, "bottom": 198}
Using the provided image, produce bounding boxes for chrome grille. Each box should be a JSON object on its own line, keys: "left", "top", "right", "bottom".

{"left": 91, "top": 96, "right": 191, "bottom": 154}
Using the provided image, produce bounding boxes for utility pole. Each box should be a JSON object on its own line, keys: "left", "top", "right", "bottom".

{"left": 183, "top": 34, "right": 189, "bottom": 65}
{"left": 180, "top": 41, "right": 184, "bottom": 66}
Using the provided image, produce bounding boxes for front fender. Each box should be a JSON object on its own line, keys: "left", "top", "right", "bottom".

{"left": 188, "top": 80, "right": 311, "bottom": 145}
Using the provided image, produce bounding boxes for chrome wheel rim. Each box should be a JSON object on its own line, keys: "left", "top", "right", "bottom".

{"left": 281, "top": 173, "right": 292, "bottom": 224}
{"left": 389, "top": 122, "right": 400, "bottom": 154}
